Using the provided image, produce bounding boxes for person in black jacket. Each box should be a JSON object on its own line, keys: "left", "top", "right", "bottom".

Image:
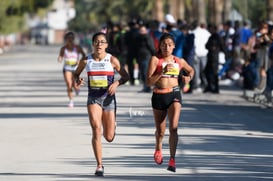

{"left": 136, "top": 24, "right": 156, "bottom": 92}
{"left": 124, "top": 19, "right": 140, "bottom": 85}
{"left": 204, "top": 24, "right": 226, "bottom": 93}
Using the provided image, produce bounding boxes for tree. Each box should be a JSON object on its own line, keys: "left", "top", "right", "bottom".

{"left": 0, "top": 1, "right": 24, "bottom": 34}
{"left": 1, "top": 0, "right": 271, "bottom": 35}
{"left": 68, "top": 0, "right": 155, "bottom": 32}
{"left": 0, "top": 0, "right": 53, "bottom": 34}
{"left": 153, "top": 0, "right": 164, "bottom": 22}
{"left": 232, "top": 0, "right": 267, "bottom": 27}
{"left": 194, "top": 0, "right": 206, "bottom": 24}
{"left": 223, "top": 0, "right": 232, "bottom": 22}
{"left": 267, "top": 0, "right": 273, "bottom": 22}
{"left": 208, "top": 0, "right": 225, "bottom": 26}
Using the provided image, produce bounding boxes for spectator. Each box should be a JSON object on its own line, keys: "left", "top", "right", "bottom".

{"left": 241, "top": 32, "right": 259, "bottom": 90}
{"left": 165, "top": 14, "right": 185, "bottom": 58}
{"left": 204, "top": 24, "right": 226, "bottom": 93}
{"left": 148, "top": 20, "right": 162, "bottom": 52}
{"left": 240, "top": 20, "right": 253, "bottom": 62}
{"left": 124, "top": 19, "right": 140, "bottom": 85}
{"left": 192, "top": 20, "right": 211, "bottom": 92}
{"left": 254, "top": 20, "right": 271, "bottom": 91}
{"left": 136, "top": 24, "right": 156, "bottom": 92}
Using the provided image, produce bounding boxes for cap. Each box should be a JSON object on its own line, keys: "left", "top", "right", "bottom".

{"left": 165, "top": 14, "right": 176, "bottom": 24}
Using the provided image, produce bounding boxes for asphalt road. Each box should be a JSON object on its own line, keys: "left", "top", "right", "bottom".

{"left": 0, "top": 45, "right": 273, "bottom": 181}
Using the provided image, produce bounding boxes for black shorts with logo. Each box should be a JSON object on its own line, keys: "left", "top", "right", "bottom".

{"left": 151, "top": 87, "right": 182, "bottom": 111}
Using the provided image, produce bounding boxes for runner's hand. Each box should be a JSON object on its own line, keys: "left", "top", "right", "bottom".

{"left": 76, "top": 78, "right": 85, "bottom": 86}
{"left": 181, "top": 75, "right": 191, "bottom": 84}
{"left": 108, "top": 81, "right": 119, "bottom": 95}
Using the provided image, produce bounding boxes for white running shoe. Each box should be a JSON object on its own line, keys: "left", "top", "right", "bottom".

{"left": 68, "top": 100, "right": 74, "bottom": 108}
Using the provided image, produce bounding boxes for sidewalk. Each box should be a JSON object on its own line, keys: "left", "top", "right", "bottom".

{"left": 0, "top": 45, "right": 273, "bottom": 181}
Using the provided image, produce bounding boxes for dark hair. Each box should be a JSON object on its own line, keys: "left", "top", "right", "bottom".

{"left": 159, "top": 33, "right": 175, "bottom": 44}
{"left": 157, "top": 33, "right": 175, "bottom": 56}
{"left": 64, "top": 31, "right": 75, "bottom": 40}
{"left": 207, "top": 23, "right": 218, "bottom": 33}
{"left": 92, "top": 32, "right": 108, "bottom": 42}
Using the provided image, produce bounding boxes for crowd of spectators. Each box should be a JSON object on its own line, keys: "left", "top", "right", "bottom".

{"left": 2, "top": 13, "right": 273, "bottom": 97}
{"left": 102, "top": 14, "right": 273, "bottom": 95}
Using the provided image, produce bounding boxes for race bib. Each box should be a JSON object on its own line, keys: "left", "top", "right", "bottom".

{"left": 162, "top": 62, "right": 179, "bottom": 76}
{"left": 89, "top": 75, "right": 108, "bottom": 87}
{"left": 65, "top": 58, "right": 77, "bottom": 65}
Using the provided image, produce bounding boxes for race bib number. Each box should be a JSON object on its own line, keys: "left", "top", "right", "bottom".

{"left": 65, "top": 58, "right": 77, "bottom": 65}
{"left": 162, "top": 63, "right": 179, "bottom": 76}
{"left": 89, "top": 75, "right": 108, "bottom": 87}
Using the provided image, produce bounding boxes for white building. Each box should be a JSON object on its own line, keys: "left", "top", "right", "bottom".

{"left": 47, "top": 0, "right": 76, "bottom": 44}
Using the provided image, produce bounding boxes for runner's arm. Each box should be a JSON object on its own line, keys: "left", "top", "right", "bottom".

{"left": 180, "top": 58, "right": 194, "bottom": 84}
{"left": 107, "top": 56, "right": 129, "bottom": 95}
{"left": 146, "top": 56, "right": 161, "bottom": 86}
{"left": 57, "top": 47, "right": 65, "bottom": 63}
{"left": 74, "top": 58, "right": 87, "bottom": 85}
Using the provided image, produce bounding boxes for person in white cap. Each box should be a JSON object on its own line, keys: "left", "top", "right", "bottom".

{"left": 165, "top": 14, "right": 185, "bottom": 59}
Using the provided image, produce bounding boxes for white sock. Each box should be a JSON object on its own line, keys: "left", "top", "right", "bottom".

{"left": 134, "top": 69, "right": 139, "bottom": 79}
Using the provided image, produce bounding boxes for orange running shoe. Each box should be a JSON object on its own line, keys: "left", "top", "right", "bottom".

{"left": 154, "top": 150, "right": 163, "bottom": 165}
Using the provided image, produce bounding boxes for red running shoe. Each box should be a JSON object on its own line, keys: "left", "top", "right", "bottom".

{"left": 167, "top": 158, "right": 176, "bottom": 172}
{"left": 154, "top": 150, "right": 163, "bottom": 165}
